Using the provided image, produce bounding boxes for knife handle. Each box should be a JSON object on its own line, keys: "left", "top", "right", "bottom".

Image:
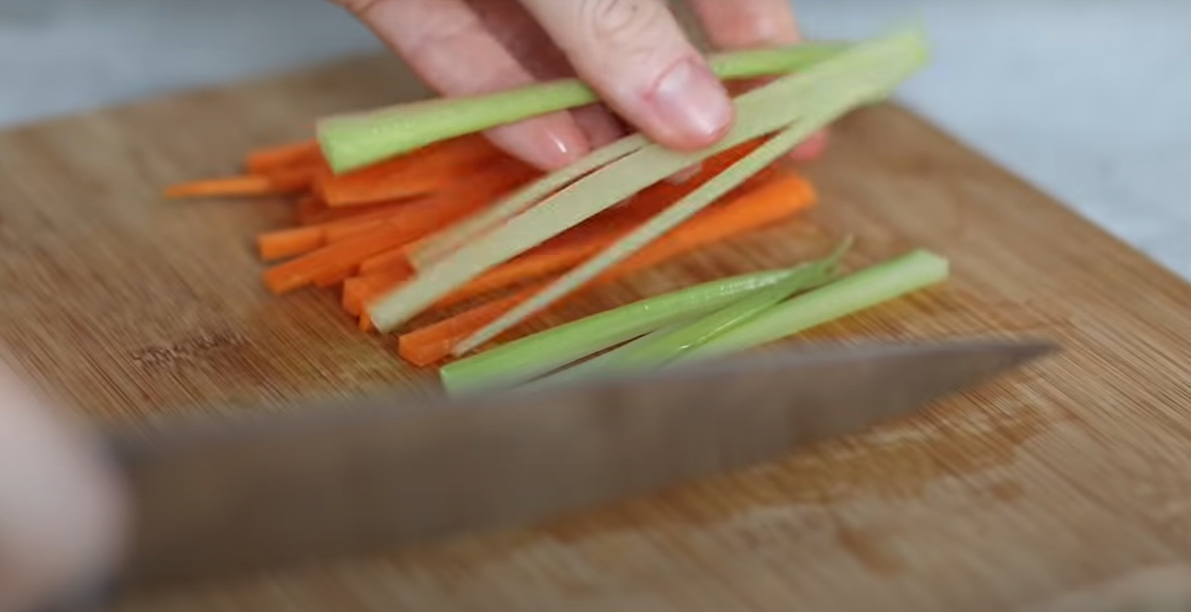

{"left": 1012, "top": 565, "right": 1191, "bottom": 612}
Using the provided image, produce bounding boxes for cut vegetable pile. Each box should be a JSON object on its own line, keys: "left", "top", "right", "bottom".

{"left": 165, "top": 25, "right": 951, "bottom": 393}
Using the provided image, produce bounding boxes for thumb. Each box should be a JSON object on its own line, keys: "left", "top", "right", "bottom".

{"left": 0, "top": 366, "right": 128, "bottom": 612}
{"left": 519, "top": 0, "right": 734, "bottom": 152}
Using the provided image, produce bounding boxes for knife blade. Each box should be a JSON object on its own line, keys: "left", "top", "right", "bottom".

{"left": 103, "top": 338, "right": 1054, "bottom": 591}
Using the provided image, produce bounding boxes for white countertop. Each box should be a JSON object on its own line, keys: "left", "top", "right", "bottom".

{"left": 4, "top": 0, "right": 1189, "bottom": 277}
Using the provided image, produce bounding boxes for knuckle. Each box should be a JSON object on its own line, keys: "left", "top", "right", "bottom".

{"left": 577, "top": 0, "right": 669, "bottom": 60}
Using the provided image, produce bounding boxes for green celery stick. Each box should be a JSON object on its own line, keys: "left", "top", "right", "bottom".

{"left": 318, "top": 43, "right": 848, "bottom": 174}
{"left": 581, "top": 238, "right": 852, "bottom": 373}
{"left": 453, "top": 26, "right": 929, "bottom": 354}
{"left": 368, "top": 26, "right": 929, "bottom": 334}
{"left": 533, "top": 252, "right": 841, "bottom": 387}
{"left": 453, "top": 114, "right": 834, "bottom": 354}
{"left": 439, "top": 269, "right": 799, "bottom": 394}
{"left": 683, "top": 249, "right": 950, "bottom": 362}
{"left": 409, "top": 134, "right": 649, "bottom": 271}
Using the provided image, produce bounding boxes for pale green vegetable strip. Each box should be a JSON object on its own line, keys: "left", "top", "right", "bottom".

{"left": 317, "top": 43, "right": 847, "bottom": 174}
{"left": 453, "top": 113, "right": 828, "bottom": 355}
{"left": 439, "top": 269, "right": 798, "bottom": 394}
{"left": 409, "top": 134, "right": 648, "bottom": 271}
{"left": 367, "top": 27, "right": 929, "bottom": 333}
{"left": 682, "top": 249, "right": 950, "bottom": 362}
{"left": 533, "top": 255, "right": 841, "bottom": 388}
{"left": 453, "top": 27, "right": 929, "bottom": 355}
{"left": 370, "top": 112, "right": 774, "bottom": 331}
{"left": 577, "top": 238, "right": 852, "bottom": 373}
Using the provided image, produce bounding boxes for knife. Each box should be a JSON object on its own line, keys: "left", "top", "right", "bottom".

{"left": 97, "top": 338, "right": 1053, "bottom": 595}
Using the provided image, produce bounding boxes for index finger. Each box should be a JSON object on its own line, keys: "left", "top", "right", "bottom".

{"left": 333, "top": 0, "right": 593, "bottom": 171}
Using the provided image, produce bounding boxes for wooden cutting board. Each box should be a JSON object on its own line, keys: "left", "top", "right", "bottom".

{"left": 5, "top": 47, "right": 1191, "bottom": 612}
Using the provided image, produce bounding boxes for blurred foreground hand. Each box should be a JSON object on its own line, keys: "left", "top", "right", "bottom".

{"left": 0, "top": 365, "right": 127, "bottom": 612}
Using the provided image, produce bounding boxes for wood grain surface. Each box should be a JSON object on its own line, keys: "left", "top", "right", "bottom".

{"left": 4, "top": 40, "right": 1191, "bottom": 612}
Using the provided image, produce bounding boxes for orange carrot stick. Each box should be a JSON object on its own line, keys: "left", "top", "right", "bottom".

{"left": 349, "top": 142, "right": 779, "bottom": 321}
{"left": 395, "top": 171, "right": 815, "bottom": 366}
{"left": 258, "top": 227, "right": 324, "bottom": 261}
{"left": 397, "top": 292, "right": 531, "bottom": 363}
{"left": 257, "top": 199, "right": 423, "bottom": 261}
{"left": 245, "top": 140, "right": 322, "bottom": 174}
{"left": 358, "top": 246, "right": 417, "bottom": 276}
{"left": 296, "top": 197, "right": 414, "bottom": 227}
{"left": 345, "top": 235, "right": 612, "bottom": 319}
{"left": 164, "top": 175, "right": 277, "bottom": 198}
{"left": 314, "top": 269, "right": 354, "bottom": 288}
{"left": 349, "top": 144, "right": 770, "bottom": 299}
{"left": 316, "top": 134, "right": 505, "bottom": 207}
{"left": 165, "top": 165, "right": 319, "bottom": 199}
{"left": 342, "top": 267, "right": 413, "bottom": 316}
{"left": 349, "top": 221, "right": 636, "bottom": 317}
{"left": 262, "top": 160, "right": 538, "bottom": 294}
{"left": 294, "top": 195, "right": 328, "bottom": 225}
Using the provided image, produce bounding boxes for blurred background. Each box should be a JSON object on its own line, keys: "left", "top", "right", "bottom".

{"left": 2, "top": 0, "right": 1188, "bottom": 276}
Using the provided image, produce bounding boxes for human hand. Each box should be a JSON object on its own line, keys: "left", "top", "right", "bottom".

{"left": 334, "top": 0, "right": 828, "bottom": 172}
{"left": 0, "top": 365, "right": 127, "bottom": 612}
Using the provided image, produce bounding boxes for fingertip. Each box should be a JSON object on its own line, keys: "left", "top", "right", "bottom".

{"left": 520, "top": 0, "right": 733, "bottom": 152}
{"left": 643, "top": 57, "right": 735, "bottom": 150}
{"left": 483, "top": 113, "right": 592, "bottom": 171}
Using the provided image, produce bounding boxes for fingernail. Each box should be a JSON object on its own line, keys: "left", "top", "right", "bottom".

{"left": 649, "top": 59, "right": 733, "bottom": 145}
{"left": 487, "top": 119, "right": 588, "bottom": 171}
{"left": 522, "top": 129, "right": 585, "bottom": 170}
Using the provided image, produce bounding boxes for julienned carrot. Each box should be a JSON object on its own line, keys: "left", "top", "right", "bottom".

{"left": 245, "top": 140, "right": 322, "bottom": 174}
{"left": 358, "top": 191, "right": 749, "bottom": 316}
{"left": 347, "top": 227, "right": 598, "bottom": 318}
{"left": 262, "top": 160, "right": 539, "bottom": 294}
{"left": 407, "top": 136, "right": 773, "bottom": 270}
{"left": 165, "top": 164, "right": 323, "bottom": 199}
{"left": 395, "top": 170, "right": 815, "bottom": 366}
{"left": 314, "top": 269, "right": 354, "bottom": 288}
{"left": 441, "top": 167, "right": 809, "bottom": 308}
{"left": 296, "top": 196, "right": 425, "bottom": 228}
{"left": 611, "top": 173, "right": 814, "bottom": 271}
{"left": 347, "top": 234, "right": 611, "bottom": 318}
{"left": 316, "top": 134, "right": 504, "bottom": 207}
{"left": 397, "top": 291, "right": 533, "bottom": 363}
{"left": 258, "top": 161, "right": 539, "bottom": 262}
{"left": 257, "top": 199, "right": 423, "bottom": 261}
{"left": 359, "top": 244, "right": 421, "bottom": 276}
{"left": 343, "top": 267, "right": 412, "bottom": 315}
{"left": 258, "top": 227, "right": 323, "bottom": 261}
{"left": 345, "top": 167, "right": 760, "bottom": 315}
{"left": 345, "top": 141, "right": 777, "bottom": 305}
{"left": 294, "top": 195, "right": 328, "bottom": 225}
